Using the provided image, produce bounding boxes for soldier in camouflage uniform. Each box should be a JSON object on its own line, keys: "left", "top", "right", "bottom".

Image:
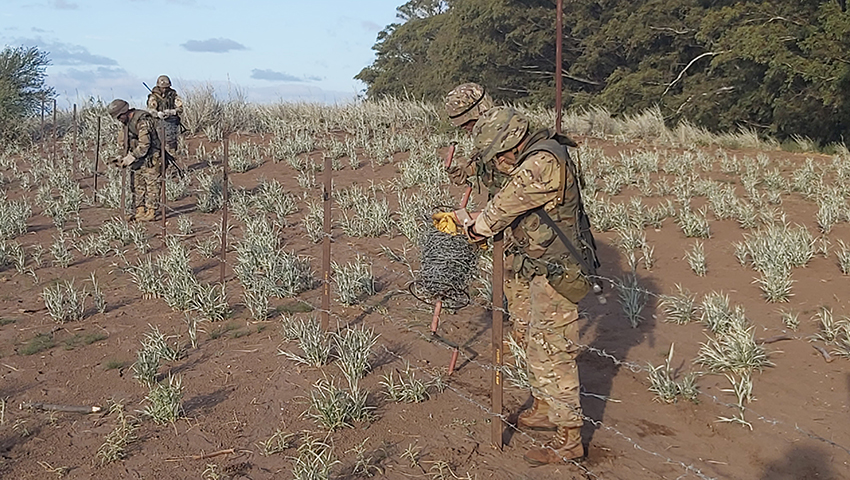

{"left": 146, "top": 75, "right": 183, "bottom": 157}
{"left": 437, "top": 107, "right": 597, "bottom": 465}
{"left": 443, "top": 83, "right": 494, "bottom": 186}
{"left": 107, "top": 98, "right": 164, "bottom": 222}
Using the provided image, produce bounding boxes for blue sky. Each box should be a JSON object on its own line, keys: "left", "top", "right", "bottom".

{"left": 1, "top": 0, "right": 403, "bottom": 108}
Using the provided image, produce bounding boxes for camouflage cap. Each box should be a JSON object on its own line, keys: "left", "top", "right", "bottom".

{"left": 156, "top": 75, "right": 171, "bottom": 88}
{"left": 445, "top": 83, "right": 495, "bottom": 128}
{"left": 106, "top": 99, "right": 130, "bottom": 119}
{"left": 472, "top": 107, "right": 529, "bottom": 163}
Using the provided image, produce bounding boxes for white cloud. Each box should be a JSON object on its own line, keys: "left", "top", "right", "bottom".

{"left": 16, "top": 37, "right": 117, "bottom": 66}
{"left": 49, "top": 67, "right": 147, "bottom": 106}
{"left": 50, "top": 0, "right": 78, "bottom": 9}
{"left": 181, "top": 38, "right": 247, "bottom": 53}
{"left": 250, "top": 69, "right": 323, "bottom": 83}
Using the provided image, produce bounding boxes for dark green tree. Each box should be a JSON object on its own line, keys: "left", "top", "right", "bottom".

{"left": 358, "top": 0, "right": 850, "bottom": 143}
{"left": 0, "top": 45, "right": 54, "bottom": 143}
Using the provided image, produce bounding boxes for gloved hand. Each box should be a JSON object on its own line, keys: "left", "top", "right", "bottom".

{"left": 165, "top": 109, "right": 178, "bottom": 117}
{"left": 120, "top": 153, "right": 137, "bottom": 167}
{"left": 432, "top": 211, "right": 460, "bottom": 235}
{"left": 156, "top": 111, "right": 167, "bottom": 119}
{"left": 446, "top": 157, "right": 475, "bottom": 186}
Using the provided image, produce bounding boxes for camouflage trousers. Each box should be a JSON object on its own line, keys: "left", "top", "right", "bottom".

{"left": 163, "top": 119, "right": 179, "bottom": 157}
{"left": 506, "top": 273, "right": 583, "bottom": 428}
{"left": 130, "top": 161, "right": 161, "bottom": 210}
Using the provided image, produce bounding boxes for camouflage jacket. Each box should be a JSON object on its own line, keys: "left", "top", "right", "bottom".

{"left": 472, "top": 145, "right": 585, "bottom": 270}
{"left": 120, "top": 110, "right": 162, "bottom": 165}
{"left": 146, "top": 86, "right": 183, "bottom": 115}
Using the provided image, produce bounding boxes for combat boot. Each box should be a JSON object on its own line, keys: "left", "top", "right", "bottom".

{"left": 130, "top": 206, "right": 145, "bottom": 222}
{"left": 137, "top": 207, "right": 156, "bottom": 222}
{"left": 517, "top": 398, "right": 557, "bottom": 431}
{"left": 523, "top": 426, "right": 585, "bottom": 466}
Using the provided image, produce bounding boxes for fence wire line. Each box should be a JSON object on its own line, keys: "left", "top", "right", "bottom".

{"left": 289, "top": 291, "right": 720, "bottom": 480}
{"left": 22, "top": 143, "right": 850, "bottom": 469}
{"left": 74, "top": 198, "right": 849, "bottom": 465}
{"left": 329, "top": 239, "right": 850, "bottom": 461}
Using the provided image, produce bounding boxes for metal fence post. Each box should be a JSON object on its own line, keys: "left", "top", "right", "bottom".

{"left": 160, "top": 122, "right": 167, "bottom": 237}
{"left": 555, "top": 0, "right": 564, "bottom": 134}
{"left": 491, "top": 232, "right": 505, "bottom": 449}
{"left": 122, "top": 124, "right": 129, "bottom": 222}
{"left": 52, "top": 99, "right": 58, "bottom": 164}
{"left": 72, "top": 104, "right": 77, "bottom": 172}
{"left": 93, "top": 117, "right": 101, "bottom": 197}
{"left": 321, "top": 153, "right": 332, "bottom": 330}
{"left": 220, "top": 135, "right": 229, "bottom": 285}
{"left": 40, "top": 99, "right": 45, "bottom": 157}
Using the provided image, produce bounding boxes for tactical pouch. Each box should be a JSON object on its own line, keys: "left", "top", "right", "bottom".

{"left": 546, "top": 260, "right": 590, "bottom": 304}
{"left": 512, "top": 254, "right": 590, "bottom": 304}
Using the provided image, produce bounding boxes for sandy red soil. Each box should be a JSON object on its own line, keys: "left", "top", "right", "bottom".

{"left": 1, "top": 133, "right": 848, "bottom": 480}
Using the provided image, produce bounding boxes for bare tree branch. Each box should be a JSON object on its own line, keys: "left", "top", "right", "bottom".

{"left": 649, "top": 26, "right": 694, "bottom": 35}
{"left": 663, "top": 51, "right": 729, "bottom": 96}
{"left": 518, "top": 66, "right": 604, "bottom": 86}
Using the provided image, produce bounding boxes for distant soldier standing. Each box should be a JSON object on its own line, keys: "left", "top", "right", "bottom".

{"left": 146, "top": 75, "right": 183, "bottom": 157}
{"left": 107, "top": 98, "right": 164, "bottom": 222}
{"left": 435, "top": 107, "right": 600, "bottom": 465}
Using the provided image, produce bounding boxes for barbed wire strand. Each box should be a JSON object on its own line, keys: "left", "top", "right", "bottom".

{"left": 331, "top": 238, "right": 850, "bottom": 460}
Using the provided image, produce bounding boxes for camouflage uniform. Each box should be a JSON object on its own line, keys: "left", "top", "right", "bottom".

{"left": 121, "top": 110, "right": 163, "bottom": 212}
{"left": 468, "top": 107, "right": 592, "bottom": 435}
{"left": 146, "top": 75, "right": 183, "bottom": 156}
{"left": 444, "top": 83, "right": 495, "bottom": 186}
{"left": 445, "top": 82, "right": 494, "bottom": 129}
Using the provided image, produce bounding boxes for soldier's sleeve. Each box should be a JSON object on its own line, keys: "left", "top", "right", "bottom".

{"left": 146, "top": 94, "right": 157, "bottom": 111}
{"left": 472, "top": 151, "right": 562, "bottom": 237}
{"left": 131, "top": 117, "right": 153, "bottom": 159}
{"left": 174, "top": 94, "right": 184, "bottom": 115}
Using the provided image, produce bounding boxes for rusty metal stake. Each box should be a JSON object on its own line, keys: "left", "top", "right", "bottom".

{"left": 491, "top": 232, "right": 505, "bottom": 449}
{"left": 555, "top": 0, "right": 564, "bottom": 134}
{"left": 121, "top": 123, "right": 129, "bottom": 222}
{"left": 447, "top": 349, "right": 460, "bottom": 376}
{"left": 321, "top": 152, "right": 332, "bottom": 330}
{"left": 160, "top": 122, "right": 167, "bottom": 238}
{"left": 220, "top": 136, "right": 229, "bottom": 285}
{"left": 93, "top": 117, "right": 101, "bottom": 197}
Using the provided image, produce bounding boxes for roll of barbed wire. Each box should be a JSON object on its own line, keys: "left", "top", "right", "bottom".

{"left": 410, "top": 227, "right": 479, "bottom": 309}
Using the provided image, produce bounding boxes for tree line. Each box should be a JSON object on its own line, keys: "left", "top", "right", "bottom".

{"left": 357, "top": 0, "right": 850, "bottom": 144}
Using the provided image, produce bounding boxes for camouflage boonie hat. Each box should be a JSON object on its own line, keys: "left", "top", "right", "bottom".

{"left": 156, "top": 75, "right": 171, "bottom": 88}
{"left": 107, "top": 99, "right": 130, "bottom": 119}
{"left": 472, "top": 107, "right": 529, "bottom": 163}
{"left": 445, "top": 83, "right": 495, "bottom": 127}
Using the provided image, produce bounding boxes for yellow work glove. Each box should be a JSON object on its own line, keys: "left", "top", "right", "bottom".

{"left": 432, "top": 211, "right": 460, "bottom": 235}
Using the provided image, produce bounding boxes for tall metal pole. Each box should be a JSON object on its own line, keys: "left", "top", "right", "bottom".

{"left": 160, "top": 122, "right": 167, "bottom": 237}
{"left": 93, "top": 117, "right": 101, "bottom": 197}
{"left": 321, "top": 153, "right": 332, "bottom": 330}
{"left": 220, "top": 136, "right": 229, "bottom": 285}
{"left": 555, "top": 0, "right": 564, "bottom": 134}
{"left": 122, "top": 124, "right": 129, "bottom": 222}
{"left": 491, "top": 232, "right": 505, "bottom": 449}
